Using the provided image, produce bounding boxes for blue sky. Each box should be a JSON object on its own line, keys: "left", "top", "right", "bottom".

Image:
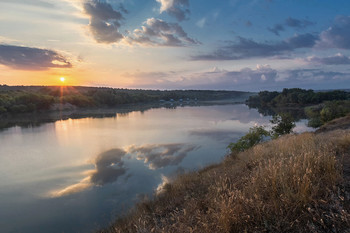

{"left": 0, "top": 0, "right": 350, "bottom": 91}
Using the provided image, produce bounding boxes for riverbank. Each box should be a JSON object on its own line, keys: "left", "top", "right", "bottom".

{"left": 102, "top": 116, "right": 350, "bottom": 232}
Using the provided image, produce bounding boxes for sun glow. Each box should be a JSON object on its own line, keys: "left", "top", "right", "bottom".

{"left": 60, "top": 77, "right": 65, "bottom": 82}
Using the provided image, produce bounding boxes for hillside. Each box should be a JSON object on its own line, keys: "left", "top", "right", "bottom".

{"left": 102, "top": 117, "right": 350, "bottom": 233}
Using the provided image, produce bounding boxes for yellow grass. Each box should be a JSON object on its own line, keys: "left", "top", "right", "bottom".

{"left": 101, "top": 129, "right": 350, "bottom": 233}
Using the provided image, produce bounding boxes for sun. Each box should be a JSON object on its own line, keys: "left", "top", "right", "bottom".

{"left": 60, "top": 77, "right": 65, "bottom": 82}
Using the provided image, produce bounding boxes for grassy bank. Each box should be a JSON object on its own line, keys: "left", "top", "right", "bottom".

{"left": 102, "top": 120, "right": 350, "bottom": 232}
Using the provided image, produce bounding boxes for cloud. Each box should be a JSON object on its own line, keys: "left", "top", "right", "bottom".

{"left": 50, "top": 148, "right": 127, "bottom": 197}
{"left": 317, "top": 16, "right": 350, "bottom": 49}
{"left": 192, "top": 33, "right": 318, "bottom": 60}
{"left": 128, "top": 18, "right": 199, "bottom": 46}
{"left": 128, "top": 143, "right": 198, "bottom": 169}
{"left": 268, "top": 17, "right": 314, "bottom": 36}
{"left": 156, "top": 0, "right": 190, "bottom": 21}
{"left": 305, "top": 53, "right": 350, "bottom": 65}
{"left": 83, "top": 0, "right": 124, "bottom": 44}
{"left": 268, "top": 24, "right": 284, "bottom": 36}
{"left": 285, "top": 17, "right": 314, "bottom": 29}
{"left": 0, "top": 44, "right": 72, "bottom": 70}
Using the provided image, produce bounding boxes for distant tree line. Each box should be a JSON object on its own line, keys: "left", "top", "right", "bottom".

{"left": 246, "top": 88, "right": 350, "bottom": 127}
{"left": 247, "top": 88, "right": 350, "bottom": 107}
{"left": 0, "top": 86, "right": 250, "bottom": 115}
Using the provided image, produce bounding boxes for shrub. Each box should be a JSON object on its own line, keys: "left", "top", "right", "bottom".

{"left": 228, "top": 126, "right": 269, "bottom": 153}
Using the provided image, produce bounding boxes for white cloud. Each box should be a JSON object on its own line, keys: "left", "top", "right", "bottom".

{"left": 156, "top": 0, "right": 190, "bottom": 21}
{"left": 127, "top": 18, "right": 199, "bottom": 46}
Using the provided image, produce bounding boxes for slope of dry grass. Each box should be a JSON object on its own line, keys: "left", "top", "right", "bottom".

{"left": 101, "top": 129, "right": 350, "bottom": 233}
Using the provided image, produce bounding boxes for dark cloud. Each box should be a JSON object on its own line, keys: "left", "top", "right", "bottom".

{"left": 285, "top": 17, "right": 314, "bottom": 29}
{"left": 286, "top": 33, "right": 318, "bottom": 48}
{"left": 0, "top": 44, "right": 72, "bottom": 70}
{"left": 128, "top": 143, "right": 198, "bottom": 169}
{"left": 317, "top": 16, "right": 350, "bottom": 49}
{"left": 192, "top": 33, "right": 317, "bottom": 60}
{"left": 128, "top": 18, "right": 199, "bottom": 47}
{"left": 156, "top": 0, "right": 190, "bottom": 22}
{"left": 268, "top": 24, "right": 284, "bottom": 36}
{"left": 83, "top": 0, "right": 124, "bottom": 44}
{"left": 305, "top": 53, "right": 350, "bottom": 65}
{"left": 90, "top": 148, "right": 127, "bottom": 185}
{"left": 268, "top": 17, "right": 314, "bottom": 36}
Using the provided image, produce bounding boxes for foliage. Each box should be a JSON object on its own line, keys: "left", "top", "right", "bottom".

{"left": 306, "top": 100, "right": 350, "bottom": 127}
{"left": 227, "top": 126, "right": 269, "bottom": 153}
{"left": 228, "top": 113, "right": 296, "bottom": 153}
{"left": 246, "top": 88, "right": 350, "bottom": 108}
{"left": 270, "top": 113, "right": 296, "bottom": 138}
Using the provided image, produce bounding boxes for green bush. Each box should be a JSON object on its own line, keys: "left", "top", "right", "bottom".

{"left": 228, "top": 126, "right": 270, "bottom": 153}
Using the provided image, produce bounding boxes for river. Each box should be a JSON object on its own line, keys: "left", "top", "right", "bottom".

{"left": 0, "top": 103, "right": 311, "bottom": 232}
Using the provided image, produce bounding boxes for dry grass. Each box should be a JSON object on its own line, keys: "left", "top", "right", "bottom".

{"left": 101, "top": 130, "right": 350, "bottom": 233}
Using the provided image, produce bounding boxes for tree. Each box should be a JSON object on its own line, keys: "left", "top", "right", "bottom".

{"left": 270, "top": 113, "right": 296, "bottom": 138}
{"left": 228, "top": 126, "right": 270, "bottom": 154}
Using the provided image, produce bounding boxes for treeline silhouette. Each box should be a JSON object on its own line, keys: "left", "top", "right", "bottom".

{"left": 0, "top": 85, "right": 250, "bottom": 114}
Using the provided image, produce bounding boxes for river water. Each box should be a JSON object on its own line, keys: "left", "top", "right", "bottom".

{"left": 0, "top": 103, "right": 311, "bottom": 232}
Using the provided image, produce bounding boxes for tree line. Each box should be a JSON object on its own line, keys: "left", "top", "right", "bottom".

{"left": 0, "top": 86, "right": 250, "bottom": 115}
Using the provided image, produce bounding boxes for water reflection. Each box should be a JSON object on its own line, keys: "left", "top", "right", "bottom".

{"left": 51, "top": 149, "right": 127, "bottom": 197}
{"left": 128, "top": 144, "right": 198, "bottom": 170}
{"left": 189, "top": 129, "right": 242, "bottom": 143}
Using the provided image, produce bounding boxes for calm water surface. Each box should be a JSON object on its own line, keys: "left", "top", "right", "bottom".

{"left": 0, "top": 104, "right": 311, "bottom": 232}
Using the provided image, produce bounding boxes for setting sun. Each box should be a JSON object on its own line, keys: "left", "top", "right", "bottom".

{"left": 60, "top": 77, "right": 65, "bottom": 82}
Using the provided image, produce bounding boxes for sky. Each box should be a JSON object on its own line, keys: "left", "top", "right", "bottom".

{"left": 0, "top": 0, "right": 350, "bottom": 91}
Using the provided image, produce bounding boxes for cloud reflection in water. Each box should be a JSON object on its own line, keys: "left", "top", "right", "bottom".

{"left": 128, "top": 143, "right": 198, "bottom": 170}
{"left": 50, "top": 144, "right": 198, "bottom": 197}
{"left": 50, "top": 148, "right": 127, "bottom": 197}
